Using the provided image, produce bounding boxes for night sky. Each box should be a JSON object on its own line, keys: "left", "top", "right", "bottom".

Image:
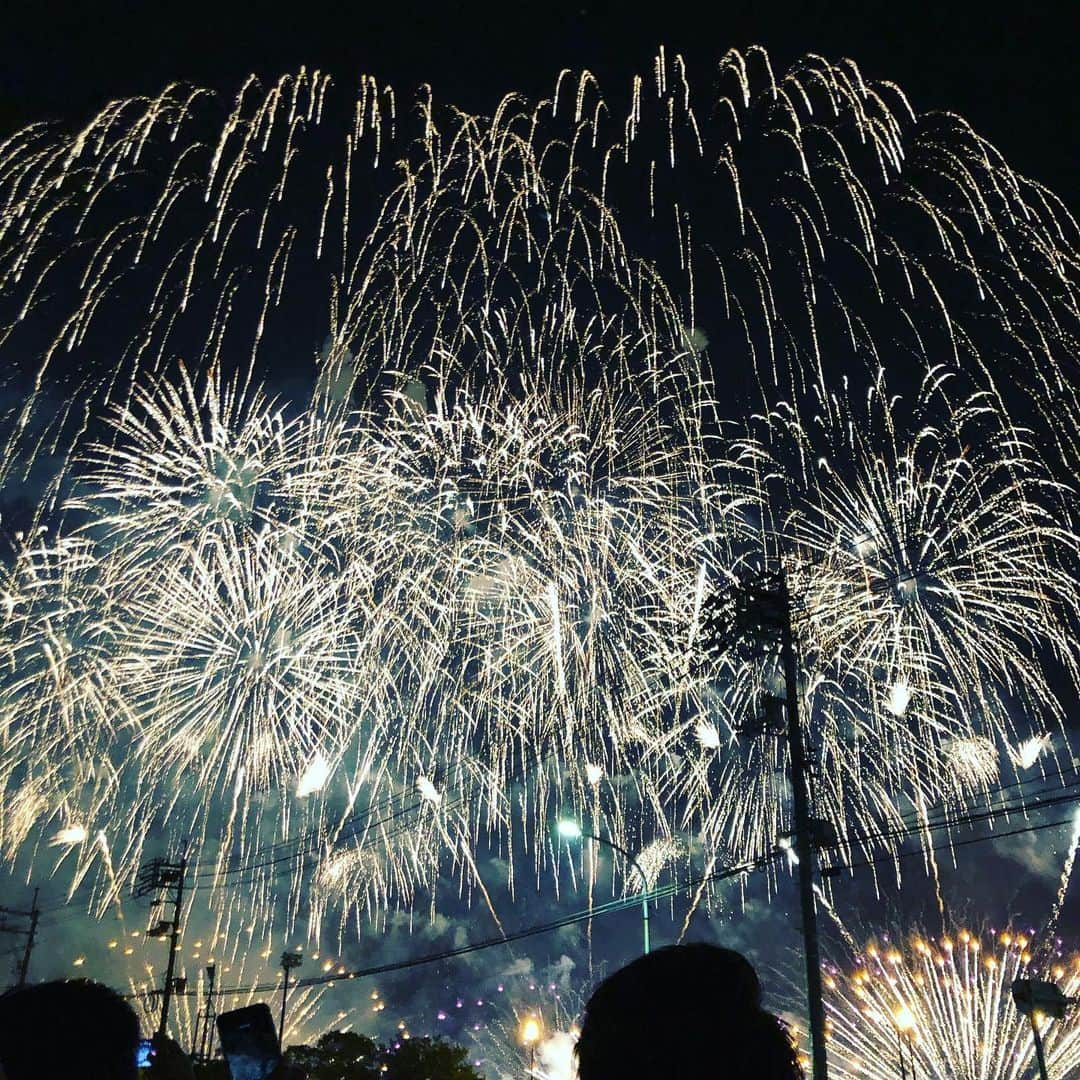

{"left": 1, "top": 0, "right": 1078, "bottom": 1069}
{"left": 3, "top": 0, "right": 1077, "bottom": 201}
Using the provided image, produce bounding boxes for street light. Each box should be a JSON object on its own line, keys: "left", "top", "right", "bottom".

{"left": 519, "top": 1015, "right": 542, "bottom": 1074}
{"left": 556, "top": 818, "right": 651, "bottom": 954}
{"left": 279, "top": 950, "right": 303, "bottom": 1052}
{"left": 893, "top": 1005, "right": 917, "bottom": 1080}
{"left": 1012, "top": 978, "right": 1074, "bottom": 1080}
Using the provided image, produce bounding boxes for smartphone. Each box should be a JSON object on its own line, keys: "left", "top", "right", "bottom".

{"left": 216, "top": 1003, "right": 282, "bottom": 1080}
{"left": 136, "top": 1038, "right": 155, "bottom": 1069}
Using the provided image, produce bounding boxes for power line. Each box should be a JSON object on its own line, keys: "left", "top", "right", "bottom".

{"left": 121, "top": 783, "right": 1080, "bottom": 1006}
{"left": 128, "top": 853, "right": 774, "bottom": 1002}
{"left": 32, "top": 758, "right": 1080, "bottom": 922}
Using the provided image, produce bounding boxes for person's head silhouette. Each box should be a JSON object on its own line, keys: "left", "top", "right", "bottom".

{"left": 576, "top": 944, "right": 803, "bottom": 1079}
{"left": 0, "top": 978, "right": 141, "bottom": 1080}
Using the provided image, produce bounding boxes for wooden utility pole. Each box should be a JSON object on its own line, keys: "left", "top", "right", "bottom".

{"left": 701, "top": 566, "right": 830, "bottom": 1079}
{"left": 0, "top": 888, "right": 40, "bottom": 988}
{"left": 134, "top": 857, "right": 187, "bottom": 1038}
{"left": 17, "top": 888, "right": 39, "bottom": 987}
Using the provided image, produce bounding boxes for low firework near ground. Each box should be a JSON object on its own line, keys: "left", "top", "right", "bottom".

{"left": 471, "top": 979, "right": 584, "bottom": 1080}
{"left": 824, "top": 921, "right": 1080, "bottom": 1080}
{"left": 0, "top": 47, "right": 1076, "bottom": 936}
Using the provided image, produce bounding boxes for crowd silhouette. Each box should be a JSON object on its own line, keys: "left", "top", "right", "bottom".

{"left": 0, "top": 945, "right": 801, "bottom": 1079}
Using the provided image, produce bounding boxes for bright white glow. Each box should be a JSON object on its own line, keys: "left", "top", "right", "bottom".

{"left": 417, "top": 777, "right": 442, "bottom": 805}
{"left": 778, "top": 835, "right": 799, "bottom": 866}
{"left": 885, "top": 678, "right": 912, "bottom": 717}
{"left": 520, "top": 1017, "right": 542, "bottom": 1045}
{"left": 296, "top": 752, "right": 332, "bottom": 797}
{"left": 557, "top": 819, "right": 583, "bottom": 840}
{"left": 50, "top": 824, "right": 88, "bottom": 846}
{"left": 585, "top": 763, "right": 603, "bottom": 785}
{"left": 537, "top": 1030, "right": 578, "bottom": 1080}
{"left": 894, "top": 1004, "right": 917, "bottom": 1032}
{"left": 695, "top": 719, "right": 721, "bottom": 750}
{"left": 1013, "top": 734, "right": 1052, "bottom": 770}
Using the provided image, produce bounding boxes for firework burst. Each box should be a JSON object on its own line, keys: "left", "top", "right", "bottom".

{"left": 0, "top": 48, "right": 1075, "bottom": 935}
{"left": 825, "top": 923, "right": 1080, "bottom": 1080}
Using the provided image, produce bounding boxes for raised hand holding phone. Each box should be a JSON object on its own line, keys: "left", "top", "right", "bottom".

{"left": 216, "top": 1004, "right": 282, "bottom": 1080}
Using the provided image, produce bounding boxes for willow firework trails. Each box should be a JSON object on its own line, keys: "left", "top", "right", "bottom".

{"left": 0, "top": 50, "right": 1076, "bottom": 938}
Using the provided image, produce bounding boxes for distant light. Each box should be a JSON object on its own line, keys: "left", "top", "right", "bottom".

{"left": 296, "top": 752, "right": 332, "bottom": 798}
{"left": 894, "top": 1005, "right": 917, "bottom": 1033}
{"left": 557, "top": 819, "right": 583, "bottom": 840}
{"left": 50, "top": 823, "right": 88, "bottom": 846}
{"left": 520, "top": 1017, "right": 542, "bottom": 1045}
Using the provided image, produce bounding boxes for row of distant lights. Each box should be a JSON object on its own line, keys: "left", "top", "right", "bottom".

{"left": 68, "top": 940, "right": 558, "bottom": 1072}
{"left": 835, "top": 930, "right": 1078, "bottom": 989}
{"left": 75, "top": 936, "right": 349, "bottom": 979}
{"left": 73, "top": 932, "right": 571, "bottom": 1035}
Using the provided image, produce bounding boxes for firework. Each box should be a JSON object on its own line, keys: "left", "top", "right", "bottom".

{"left": 666, "top": 365, "right": 1079, "bottom": 871}
{"left": 0, "top": 47, "right": 1075, "bottom": 936}
{"left": 471, "top": 978, "right": 584, "bottom": 1080}
{"left": 824, "top": 923, "right": 1080, "bottom": 1080}
{"left": 127, "top": 954, "right": 336, "bottom": 1049}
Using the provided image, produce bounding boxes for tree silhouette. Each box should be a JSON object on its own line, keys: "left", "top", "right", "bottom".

{"left": 380, "top": 1037, "right": 482, "bottom": 1080}
{"left": 231, "top": 1031, "right": 487, "bottom": 1080}
{"left": 282, "top": 1030, "right": 378, "bottom": 1080}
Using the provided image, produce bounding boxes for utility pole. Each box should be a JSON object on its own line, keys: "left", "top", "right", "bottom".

{"left": 701, "top": 566, "right": 830, "bottom": 1080}
{"left": 1012, "top": 978, "right": 1073, "bottom": 1080}
{"left": 279, "top": 951, "right": 303, "bottom": 1052}
{"left": 0, "top": 889, "right": 40, "bottom": 988}
{"left": 777, "top": 570, "right": 829, "bottom": 1080}
{"left": 1030, "top": 1013, "right": 1051, "bottom": 1080}
{"left": 18, "top": 888, "right": 39, "bottom": 987}
{"left": 134, "top": 857, "right": 187, "bottom": 1038}
{"left": 895, "top": 1028, "right": 908, "bottom": 1080}
{"left": 194, "top": 963, "right": 217, "bottom": 1064}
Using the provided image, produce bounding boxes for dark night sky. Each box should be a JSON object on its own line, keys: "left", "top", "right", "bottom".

{"left": 2, "top": 0, "right": 1076, "bottom": 208}
{"left": 1, "top": 0, "right": 1078, "bottom": 1061}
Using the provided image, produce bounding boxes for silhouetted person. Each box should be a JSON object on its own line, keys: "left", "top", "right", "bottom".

{"left": 0, "top": 978, "right": 140, "bottom": 1080}
{"left": 576, "top": 944, "right": 803, "bottom": 1080}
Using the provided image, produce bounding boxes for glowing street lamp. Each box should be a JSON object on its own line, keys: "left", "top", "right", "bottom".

{"left": 279, "top": 950, "right": 303, "bottom": 1051}
{"left": 556, "top": 818, "right": 651, "bottom": 954}
{"left": 520, "top": 1015, "right": 542, "bottom": 1074}
{"left": 893, "top": 1004, "right": 917, "bottom": 1080}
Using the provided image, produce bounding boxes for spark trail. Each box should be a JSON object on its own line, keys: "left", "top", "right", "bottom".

{"left": 0, "top": 49, "right": 1076, "bottom": 941}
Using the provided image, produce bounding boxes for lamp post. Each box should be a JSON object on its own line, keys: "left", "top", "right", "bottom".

{"left": 520, "top": 1015, "right": 542, "bottom": 1075}
{"left": 893, "top": 1005, "right": 917, "bottom": 1080}
{"left": 1012, "top": 978, "right": 1074, "bottom": 1080}
{"left": 279, "top": 950, "right": 303, "bottom": 1052}
{"left": 557, "top": 819, "right": 650, "bottom": 955}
